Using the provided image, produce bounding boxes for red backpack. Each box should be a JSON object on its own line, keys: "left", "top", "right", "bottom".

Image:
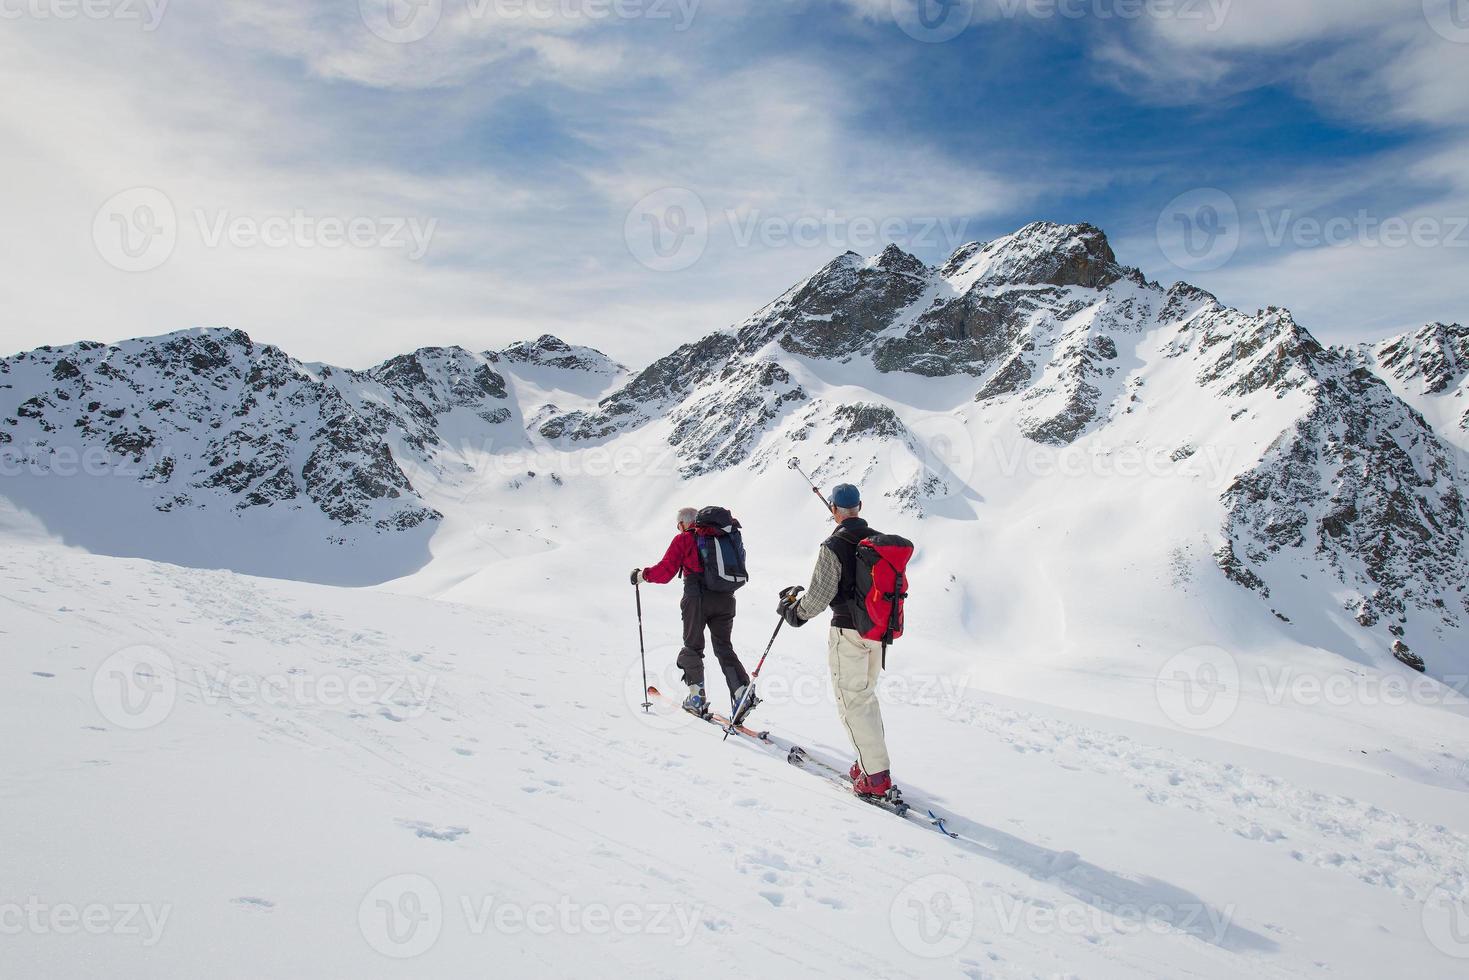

{"left": 846, "top": 533, "right": 914, "bottom": 663}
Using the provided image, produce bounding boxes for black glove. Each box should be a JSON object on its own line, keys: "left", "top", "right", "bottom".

{"left": 630, "top": 568, "right": 642, "bottom": 586}
{"left": 776, "top": 586, "right": 806, "bottom": 627}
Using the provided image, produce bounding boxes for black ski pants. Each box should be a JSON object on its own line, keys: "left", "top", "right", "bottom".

{"left": 677, "top": 589, "right": 749, "bottom": 699}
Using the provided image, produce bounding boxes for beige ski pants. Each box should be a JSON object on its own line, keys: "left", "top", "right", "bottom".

{"left": 827, "top": 626, "right": 891, "bottom": 774}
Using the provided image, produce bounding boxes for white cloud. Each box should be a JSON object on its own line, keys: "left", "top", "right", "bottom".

{"left": 0, "top": 4, "right": 1027, "bottom": 370}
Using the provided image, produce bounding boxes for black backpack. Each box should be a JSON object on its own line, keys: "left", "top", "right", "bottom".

{"left": 692, "top": 506, "right": 748, "bottom": 593}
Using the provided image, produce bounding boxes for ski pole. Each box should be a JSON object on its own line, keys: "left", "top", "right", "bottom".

{"left": 635, "top": 581, "right": 651, "bottom": 713}
{"left": 787, "top": 457, "right": 831, "bottom": 510}
{"left": 724, "top": 613, "right": 786, "bottom": 740}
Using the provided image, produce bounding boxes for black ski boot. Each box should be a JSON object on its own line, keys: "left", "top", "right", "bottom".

{"left": 730, "top": 685, "right": 761, "bottom": 726}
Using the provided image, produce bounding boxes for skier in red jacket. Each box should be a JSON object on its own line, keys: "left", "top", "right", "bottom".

{"left": 632, "top": 507, "right": 755, "bottom": 720}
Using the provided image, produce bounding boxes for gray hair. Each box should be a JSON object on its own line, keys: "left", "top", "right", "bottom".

{"left": 676, "top": 507, "right": 698, "bottom": 525}
{"left": 833, "top": 504, "right": 861, "bottom": 519}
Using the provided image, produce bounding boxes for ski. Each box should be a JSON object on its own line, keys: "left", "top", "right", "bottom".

{"left": 784, "top": 744, "right": 911, "bottom": 818}
{"left": 646, "top": 686, "right": 771, "bottom": 741}
{"left": 647, "top": 686, "right": 968, "bottom": 832}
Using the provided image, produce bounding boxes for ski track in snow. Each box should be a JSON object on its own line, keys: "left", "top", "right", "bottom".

{"left": 939, "top": 701, "right": 1469, "bottom": 901}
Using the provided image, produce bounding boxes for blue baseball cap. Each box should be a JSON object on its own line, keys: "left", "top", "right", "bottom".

{"left": 831, "top": 484, "right": 861, "bottom": 508}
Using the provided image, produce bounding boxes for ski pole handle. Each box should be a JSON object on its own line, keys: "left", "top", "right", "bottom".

{"left": 787, "top": 458, "right": 831, "bottom": 510}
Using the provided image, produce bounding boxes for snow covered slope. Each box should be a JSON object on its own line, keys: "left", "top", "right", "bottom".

{"left": 5, "top": 544, "right": 1469, "bottom": 978}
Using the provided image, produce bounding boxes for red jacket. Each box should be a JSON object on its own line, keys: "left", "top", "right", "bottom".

{"left": 643, "top": 531, "right": 701, "bottom": 584}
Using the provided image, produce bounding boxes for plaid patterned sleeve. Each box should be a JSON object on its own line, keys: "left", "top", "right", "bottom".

{"left": 795, "top": 544, "right": 841, "bottom": 621}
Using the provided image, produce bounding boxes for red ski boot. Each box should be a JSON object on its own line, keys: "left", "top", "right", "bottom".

{"left": 852, "top": 769, "right": 893, "bottom": 797}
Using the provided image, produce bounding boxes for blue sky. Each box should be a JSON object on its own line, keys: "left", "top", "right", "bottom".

{"left": 1, "top": 0, "right": 1466, "bottom": 367}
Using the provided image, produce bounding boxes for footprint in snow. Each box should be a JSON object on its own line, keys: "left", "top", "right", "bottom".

{"left": 398, "top": 819, "right": 470, "bottom": 842}
{"left": 1046, "top": 850, "right": 1081, "bottom": 876}
{"left": 759, "top": 891, "right": 785, "bottom": 908}
{"left": 232, "top": 897, "right": 275, "bottom": 912}
{"left": 453, "top": 748, "right": 475, "bottom": 756}
{"left": 33, "top": 672, "right": 55, "bottom": 678}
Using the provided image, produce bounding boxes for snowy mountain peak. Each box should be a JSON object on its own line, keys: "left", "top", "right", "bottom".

{"left": 867, "top": 243, "right": 928, "bottom": 278}
{"left": 1372, "top": 321, "right": 1469, "bottom": 396}
{"left": 496, "top": 334, "right": 625, "bottom": 376}
{"left": 939, "top": 220, "right": 1135, "bottom": 292}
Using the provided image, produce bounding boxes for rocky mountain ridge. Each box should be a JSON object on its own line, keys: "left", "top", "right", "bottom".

{"left": 3, "top": 222, "right": 1466, "bottom": 674}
